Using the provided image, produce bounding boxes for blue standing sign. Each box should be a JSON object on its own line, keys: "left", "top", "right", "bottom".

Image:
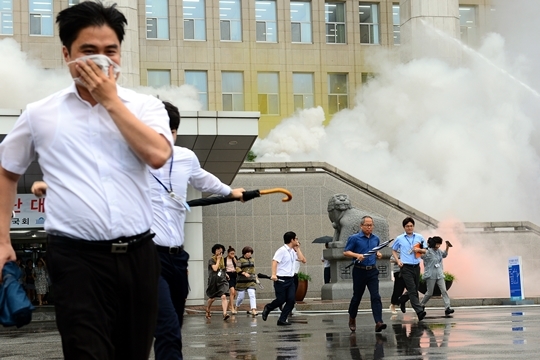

{"left": 508, "top": 256, "right": 524, "bottom": 301}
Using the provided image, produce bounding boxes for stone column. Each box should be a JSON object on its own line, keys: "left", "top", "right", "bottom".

{"left": 114, "top": 0, "right": 141, "bottom": 87}
{"left": 400, "top": 0, "right": 461, "bottom": 64}
{"left": 184, "top": 186, "right": 206, "bottom": 305}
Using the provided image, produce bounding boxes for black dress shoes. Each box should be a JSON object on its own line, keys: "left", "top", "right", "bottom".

{"left": 417, "top": 311, "right": 426, "bottom": 321}
{"left": 262, "top": 305, "right": 270, "bottom": 321}
{"left": 445, "top": 308, "right": 454, "bottom": 316}
{"left": 349, "top": 317, "right": 356, "bottom": 332}
{"left": 277, "top": 320, "right": 291, "bottom": 326}
{"left": 375, "top": 322, "right": 387, "bottom": 332}
{"left": 400, "top": 299, "right": 406, "bottom": 313}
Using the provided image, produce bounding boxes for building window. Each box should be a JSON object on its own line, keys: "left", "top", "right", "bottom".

{"left": 291, "top": 1, "right": 311, "bottom": 43}
{"left": 68, "top": 0, "right": 80, "bottom": 6}
{"left": 220, "top": 0, "right": 241, "bottom": 41}
{"left": 183, "top": 0, "right": 205, "bottom": 40}
{"left": 146, "top": 0, "right": 169, "bottom": 40}
{"left": 328, "top": 73, "right": 348, "bottom": 115}
{"left": 293, "top": 73, "right": 314, "bottom": 110}
{"left": 29, "top": 0, "right": 53, "bottom": 36}
{"left": 185, "top": 71, "right": 208, "bottom": 110}
{"left": 147, "top": 70, "right": 171, "bottom": 88}
{"left": 392, "top": 4, "right": 400, "bottom": 45}
{"left": 359, "top": 3, "right": 379, "bottom": 44}
{"left": 222, "top": 72, "right": 244, "bottom": 111}
{"left": 325, "top": 2, "right": 345, "bottom": 44}
{"left": 0, "top": 0, "right": 13, "bottom": 35}
{"left": 255, "top": 0, "right": 277, "bottom": 42}
{"left": 257, "top": 72, "right": 279, "bottom": 115}
{"left": 459, "top": 6, "right": 477, "bottom": 45}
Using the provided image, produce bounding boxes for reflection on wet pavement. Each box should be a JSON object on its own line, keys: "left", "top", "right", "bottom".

{"left": 1, "top": 306, "right": 540, "bottom": 359}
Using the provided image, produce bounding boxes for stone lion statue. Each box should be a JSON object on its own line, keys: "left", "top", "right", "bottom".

{"left": 327, "top": 194, "right": 389, "bottom": 246}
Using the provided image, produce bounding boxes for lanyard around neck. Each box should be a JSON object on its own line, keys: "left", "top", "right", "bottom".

{"left": 151, "top": 153, "right": 174, "bottom": 196}
{"left": 405, "top": 233, "right": 415, "bottom": 247}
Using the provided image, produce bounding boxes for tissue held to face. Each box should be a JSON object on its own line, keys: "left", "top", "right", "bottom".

{"left": 67, "top": 54, "right": 121, "bottom": 87}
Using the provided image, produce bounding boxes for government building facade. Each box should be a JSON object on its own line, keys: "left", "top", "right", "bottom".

{"left": 2, "top": 0, "right": 491, "bottom": 137}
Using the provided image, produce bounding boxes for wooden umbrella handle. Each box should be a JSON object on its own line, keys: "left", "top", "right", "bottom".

{"left": 259, "top": 188, "right": 292, "bottom": 202}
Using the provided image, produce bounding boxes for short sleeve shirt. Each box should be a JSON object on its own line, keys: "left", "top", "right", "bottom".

{"left": 344, "top": 232, "right": 380, "bottom": 266}
{"left": 273, "top": 245, "right": 298, "bottom": 277}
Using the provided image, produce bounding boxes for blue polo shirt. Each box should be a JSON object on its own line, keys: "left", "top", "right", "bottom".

{"left": 344, "top": 232, "right": 380, "bottom": 266}
{"left": 392, "top": 232, "right": 425, "bottom": 265}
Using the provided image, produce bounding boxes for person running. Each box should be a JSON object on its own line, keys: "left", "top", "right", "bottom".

{"left": 0, "top": 3, "right": 173, "bottom": 358}
{"left": 262, "top": 231, "right": 306, "bottom": 326}
{"left": 419, "top": 236, "right": 454, "bottom": 316}
{"left": 389, "top": 250, "right": 405, "bottom": 314}
{"left": 235, "top": 246, "right": 258, "bottom": 317}
{"left": 343, "top": 216, "right": 387, "bottom": 333}
{"left": 392, "top": 217, "right": 427, "bottom": 321}
{"left": 225, "top": 246, "right": 238, "bottom": 315}
{"left": 205, "top": 244, "right": 231, "bottom": 321}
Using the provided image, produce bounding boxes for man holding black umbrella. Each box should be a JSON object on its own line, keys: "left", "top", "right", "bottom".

{"left": 343, "top": 216, "right": 387, "bottom": 333}
{"left": 148, "top": 101, "right": 245, "bottom": 359}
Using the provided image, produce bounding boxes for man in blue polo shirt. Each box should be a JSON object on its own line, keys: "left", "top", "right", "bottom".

{"left": 391, "top": 217, "right": 427, "bottom": 320}
{"left": 344, "top": 216, "right": 386, "bottom": 333}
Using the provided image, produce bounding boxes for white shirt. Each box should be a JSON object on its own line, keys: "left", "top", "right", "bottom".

{"left": 0, "top": 83, "right": 173, "bottom": 240}
{"left": 273, "top": 244, "right": 298, "bottom": 277}
{"left": 321, "top": 256, "right": 330, "bottom": 268}
{"left": 294, "top": 258, "right": 301, "bottom": 274}
{"left": 148, "top": 146, "right": 231, "bottom": 247}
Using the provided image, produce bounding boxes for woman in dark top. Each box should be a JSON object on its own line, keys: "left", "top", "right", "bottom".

{"left": 205, "top": 244, "right": 230, "bottom": 321}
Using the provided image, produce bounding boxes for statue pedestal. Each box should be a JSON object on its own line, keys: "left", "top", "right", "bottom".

{"left": 321, "top": 246, "right": 394, "bottom": 300}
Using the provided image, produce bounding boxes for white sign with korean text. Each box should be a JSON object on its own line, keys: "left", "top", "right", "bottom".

{"left": 12, "top": 194, "right": 46, "bottom": 229}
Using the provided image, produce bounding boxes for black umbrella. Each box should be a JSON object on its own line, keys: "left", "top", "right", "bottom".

{"left": 312, "top": 235, "right": 333, "bottom": 244}
{"left": 186, "top": 188, "right": 292, "bottom": 207}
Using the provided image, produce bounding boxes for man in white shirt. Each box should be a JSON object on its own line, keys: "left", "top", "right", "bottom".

{"left": 0, "top": 2, "right": 172, "bottom": 359}
{"left": 262, "top": 231, "right": 306, "bottom": 326}
{"left": 150, "top": 101, "right": 244, "bottom": 360}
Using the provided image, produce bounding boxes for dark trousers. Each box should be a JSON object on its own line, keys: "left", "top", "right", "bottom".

{"left": 399, "top": 264, "right": 423, "bottom": 314}
{"left": 390, "top": 271, "right": 406, "bottom": 305}
{"left": 46, "top": 236, "right": 160, "bottom": 360}
{"left": 266, "top": 277, "right": 295, "bottom": 322}
{"left": 154, "top": 249, "right": 190, "bottom": 360}
{"left": 324, "top": 267, "right": 331, "bottom": 284}
{"left": 348, "top": 267, "right": 383, "bottom": 323}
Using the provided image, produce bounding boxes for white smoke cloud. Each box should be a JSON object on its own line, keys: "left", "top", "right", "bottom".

{"left": 253, "top": 31, "right": 540, "bottom": 224}
{"left": 0, "top": 37, "right": 202, "bottom": 111}
{"left": 252, "top": 106, "right": 326, "bottom": 160}
{"left": 132, "top": 85, "right": 202, "bottom": 112}
{"left": 0, "top": 38, "right": 71, "bottom": 109}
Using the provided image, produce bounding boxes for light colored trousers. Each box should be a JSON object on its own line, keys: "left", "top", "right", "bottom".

{"left": 236, "top": 288, "right": 257, "bottom": 309}
{"left": 420, "top": 278, "right": 451, "bottom": 309}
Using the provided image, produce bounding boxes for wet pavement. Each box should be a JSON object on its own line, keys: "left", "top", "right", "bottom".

{"left": 1, "top": 306, "right": 539, "bottom": 359}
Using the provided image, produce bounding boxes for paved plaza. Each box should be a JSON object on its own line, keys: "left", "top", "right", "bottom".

{"left": 1, "top": 305, "right": 539, "bottom": 359}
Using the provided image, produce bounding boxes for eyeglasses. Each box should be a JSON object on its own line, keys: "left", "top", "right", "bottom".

{"left": 361, "top": 224, "right": 373, "bottom": 227}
